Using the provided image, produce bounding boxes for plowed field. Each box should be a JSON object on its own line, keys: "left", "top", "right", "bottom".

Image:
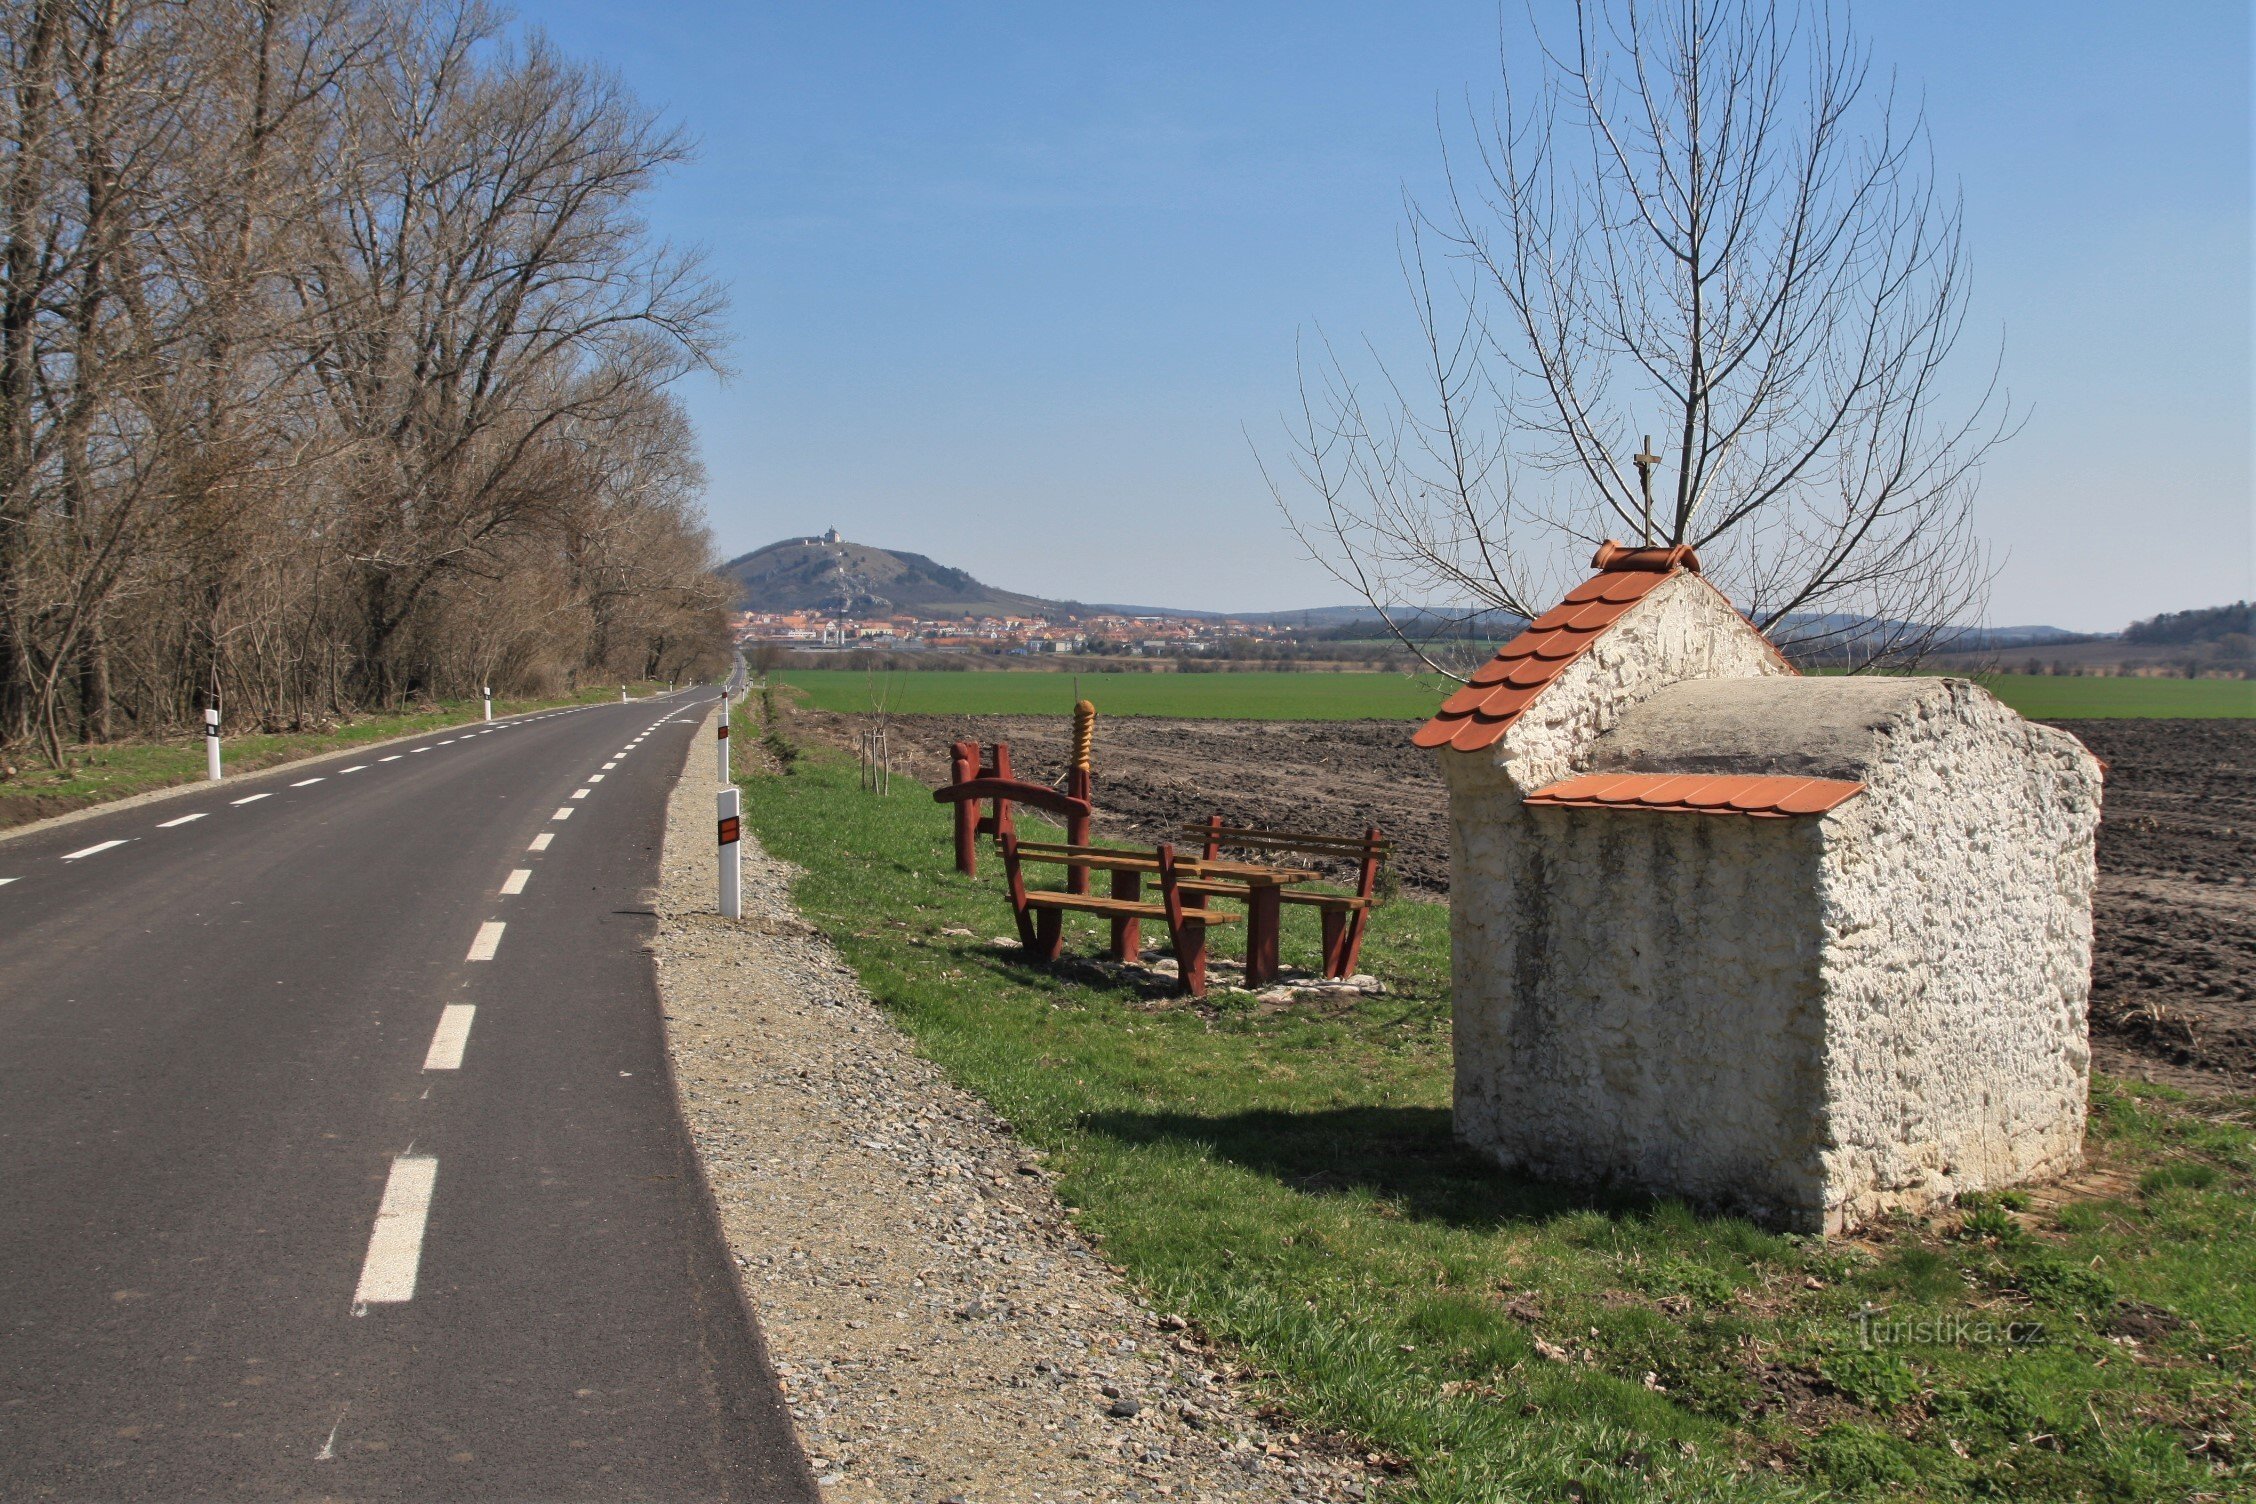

{"left": 807, "top": 710, "right": 2255, "bottom": 1088}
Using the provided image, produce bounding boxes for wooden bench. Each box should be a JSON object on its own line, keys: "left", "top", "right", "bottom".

{"left": 1180, "top": 818, "right": 1391, "bottom": 980}
{"left": 1000, "top": 834, "right": 1239, "bottom": 996}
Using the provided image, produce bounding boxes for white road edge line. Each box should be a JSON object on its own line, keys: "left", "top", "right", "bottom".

{"left": 466, "top": 921, "right": 505, "bottom": 962}
{"left": 156, "top": 813, "right": 207, "bottom": 828}
{"left": 352, "top": 1155, "right": 438, "bottom": 1309}
{"left": 231, "top": 793, "right": 271, "bottom": 805}
{"left": 423, "top": 1005, "right": 475, "bottom": 1070}
{"left": 501, "top": 869, "right": 530, "bottom": 895}
{"left": 528, "top": 833, "right": 553, "bottom": 851}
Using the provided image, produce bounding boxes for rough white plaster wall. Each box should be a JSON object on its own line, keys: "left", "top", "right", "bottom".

{"left": 1814, "top": 679, "right": 2102, "bottom": 1229}
{"left": 1440, "top": 577, "right": 2101, "bottom": 1232}
{"left": 1444, "top": 575, "right": 1815, "bottom": 1218}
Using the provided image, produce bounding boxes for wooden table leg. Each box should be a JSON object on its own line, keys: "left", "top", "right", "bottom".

{"left": 1109, "top": 870, "right": 1142, "bottom": 961}
{"left": 1246, "top": 885, "right": 1282, "bottom": 986}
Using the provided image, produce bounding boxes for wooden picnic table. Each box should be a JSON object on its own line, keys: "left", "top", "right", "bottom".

{"left": 1013, "top": 841, "right": 1317, "bottom": 986}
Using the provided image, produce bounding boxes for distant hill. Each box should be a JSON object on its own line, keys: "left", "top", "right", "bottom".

{"left": 720, "top": 535, "right": 1059, "bottom": 619}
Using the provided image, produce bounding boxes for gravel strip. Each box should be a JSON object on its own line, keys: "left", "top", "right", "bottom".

{"left": 652, "top": 704, "right": 1369, "bottom": 1503}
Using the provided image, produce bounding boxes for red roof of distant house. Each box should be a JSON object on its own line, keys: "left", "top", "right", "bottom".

{"left": 1522, "top": 772, "right": 1866, "bottom": 819}
{"left": 1412, "top": 541, "right": 1709, "bottom": 754}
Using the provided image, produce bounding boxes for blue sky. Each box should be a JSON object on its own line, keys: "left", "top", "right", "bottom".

{"left": 524, "top": 1, "right": 2250, "bottom": 631}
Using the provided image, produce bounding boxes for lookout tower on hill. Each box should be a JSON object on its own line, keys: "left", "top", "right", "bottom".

{"left": 1416, "top": 541, "right": 2104, "bottom": 1232}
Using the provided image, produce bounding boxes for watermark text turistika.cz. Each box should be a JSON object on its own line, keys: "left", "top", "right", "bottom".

{"left": 1857, "top": 1306, "right": 2047, "bottom": 1350}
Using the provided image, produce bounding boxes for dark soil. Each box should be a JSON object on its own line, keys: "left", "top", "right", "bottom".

{"left": 806, "top": 710, "right": 2256, "bottom": 1088}
{"left": 2053, "top": 719, "right": 2256, "bottom": 1087}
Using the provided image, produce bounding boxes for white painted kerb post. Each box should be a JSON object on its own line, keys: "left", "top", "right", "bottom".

{"left": 204, "top": 706, "right": 222, "bottom": 781}
{"left": 620, "top": 685, "right": 628, "bottom": 703}
{"left": 717, "top": 788, "right": 742, "bottom": 919}
{"left": 716, "top": 717, "right": 731, "bottom": 781}
{"left": 482, "top": 685, "right": 492, "bottom": 722}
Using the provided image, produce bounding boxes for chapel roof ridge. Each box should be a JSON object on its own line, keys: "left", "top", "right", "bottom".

{"left": 1411, "top": 537, "right": 1718, "bottom": 753}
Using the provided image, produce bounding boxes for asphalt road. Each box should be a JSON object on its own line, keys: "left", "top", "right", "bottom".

{"left": 0, "top": 691, "right": 815, "bottom": 1501}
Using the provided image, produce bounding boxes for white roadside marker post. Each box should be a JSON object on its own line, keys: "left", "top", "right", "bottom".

{"left": 717, "top": 788, "right": 743, "bottom": 919}
{"left": 482, "top": 685, "right": 492, "bottom": 722}
{"left": 204, "top": 706, "right": 222, "bottom": 781}
{"left": 620, "top": 685, "right": 627, "bottom": 702}
{"left": 716, "top": 717, "right": 731, "bottom": 781}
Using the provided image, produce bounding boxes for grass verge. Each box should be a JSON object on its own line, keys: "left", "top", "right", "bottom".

{"left": 0, "top": 681, "right": 680, "bottom": 832}
{"left": 735, "top": 717, "right": 2254, "bottom": 1502}
{"left": 774, "top": 668, "right": 2254, "bottom": 721}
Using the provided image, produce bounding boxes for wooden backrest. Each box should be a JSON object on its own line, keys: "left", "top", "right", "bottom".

{"left": 1183, "top": 816, "right": 1389, "bottom": 898}
{"left": 1181, "top": 819, "right": 1390, "bottom": 859}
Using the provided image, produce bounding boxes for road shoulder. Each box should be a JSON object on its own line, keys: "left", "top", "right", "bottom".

{"left": 651, "top": 702, "right": 1357, "bottom": 1503}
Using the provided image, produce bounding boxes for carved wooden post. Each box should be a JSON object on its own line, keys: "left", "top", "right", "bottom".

{"left": 950, "top": 741, "right": 978, "bottom": 876}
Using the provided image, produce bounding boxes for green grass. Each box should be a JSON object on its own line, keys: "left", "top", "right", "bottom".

{"left": 735, "top": 725, "right": 2256, "bottom": 1502}
{"left": 776, "top": 668, "right": 2252, "bottom": 721}
{"left": 0, "top": 681, "right": 679, "bottom": 830}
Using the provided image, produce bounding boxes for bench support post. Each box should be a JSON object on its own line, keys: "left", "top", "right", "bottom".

{"left": 1245, "top": 885, "right": 1282, "bottom": 986}
{"left": 1339, "top": 823, "right": 1383, "bottom": 976}
{"left": 1320, "top": 909, "right": 1350, "bottom": 977}
{"left": 1108, "top": 869, "right": 1142, "bottom": 960}
{"left": 1034, "top": 908, "right": 1065, "bottom": 961}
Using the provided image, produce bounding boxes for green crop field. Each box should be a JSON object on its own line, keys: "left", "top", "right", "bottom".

{"left": 773, "top": 668, "right": 1455, "bottom": 720}
{"left": 774, "top": 668, "right": 2252, "bottom": 721}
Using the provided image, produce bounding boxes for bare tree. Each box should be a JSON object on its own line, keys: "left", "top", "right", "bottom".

{"left": 1271, "top": 0, "right": 2009, "bottom": 675}
{"left": 0, "top": 0, "right": 737, "bottom": 766}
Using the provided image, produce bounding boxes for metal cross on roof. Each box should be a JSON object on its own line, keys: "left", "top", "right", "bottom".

{"left": 1632, "top": 435, "right": 1663, "bottom": 543}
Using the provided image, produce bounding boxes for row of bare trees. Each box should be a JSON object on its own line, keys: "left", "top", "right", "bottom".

{"left": 0, "top": 0, "right": 732, "bottom": 765}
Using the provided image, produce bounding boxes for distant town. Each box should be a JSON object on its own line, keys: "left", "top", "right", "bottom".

{"left": 730, "top": 606, "right": 1302, "bottom": 657}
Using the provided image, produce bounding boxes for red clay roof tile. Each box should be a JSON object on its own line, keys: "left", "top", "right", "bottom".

{"left": 1413, "top": 540, "right": 1707, "bottom": 754}
{"left": 1523, "top": 772, "right": 1864, "bottom": 818}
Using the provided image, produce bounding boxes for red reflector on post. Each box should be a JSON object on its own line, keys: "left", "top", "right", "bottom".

{"left": 717, "top": 723, "right": 728, "bottom": 738}
{"left": 717, "top": 816, "right": 741, "bottom": 845}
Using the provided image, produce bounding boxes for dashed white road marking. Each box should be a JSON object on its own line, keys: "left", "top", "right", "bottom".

{"left": 379, "top": 755, "right": 402, "bottom": 762}
{"left": 156, "top": 812, "right": 207, "bottom": 828}
{"left": 466, "top": 921, "right": 505, "bottom": 962}
{"left": 352, "top": 1155, "right": 438, "bottom": 1308}
{"left": 602, "top": 761, "right": 617, "bottom": 769}
{"left": 341, "top": 765, "right": 368, "bottom": 774}
{"left": 410, "top": 747, "right": 430, "bottom": 755}
{"left": 587, "top": 773, "right": 604, "bottom": 783}
{"left": 62, "top": 840, "right": 129, "bottom": 860}
{"left": 0, "top": 877, "right": 16, "bottom": 886}
{"left": 552, "top": 807, "right": 574, "bottom": 821}
{"left": 423, "top": 1005, "right": 476, "bottom": 1070}
{"left": 501, "top": 869, "right": 530, "bottom": 895}
{"left": 231, "top": 793, "right": 271, "bottom": 805}
{"left": 570, "top": 788, "right": 590, "bottom": 800}
{"left": 529, "top": 833, "right": 553, "bottom": 851}
{"left": 292, "top": 778, "right": 325, "bottom": 787}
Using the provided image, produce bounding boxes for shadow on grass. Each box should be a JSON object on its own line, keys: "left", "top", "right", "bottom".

{"left": 1080, "top": 1105, "right": 1675, "bottom": 1233}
